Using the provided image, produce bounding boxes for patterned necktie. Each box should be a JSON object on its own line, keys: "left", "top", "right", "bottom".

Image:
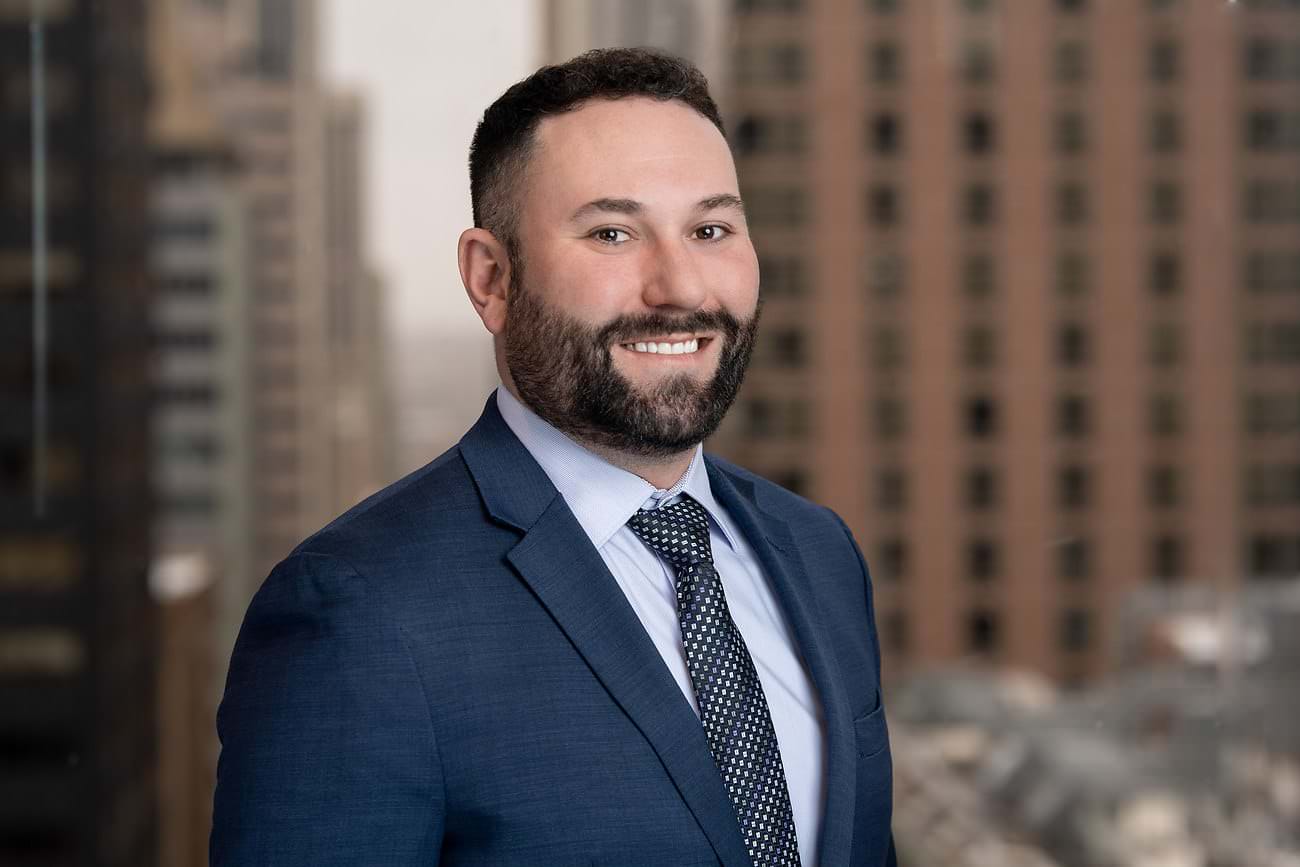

{"left": 627, "top": 496, "right": 801, "bottom": 867}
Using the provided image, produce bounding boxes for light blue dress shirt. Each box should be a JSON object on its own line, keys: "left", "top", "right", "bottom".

{"left": 496, "top": 386, "right": 826, "bottom": 864}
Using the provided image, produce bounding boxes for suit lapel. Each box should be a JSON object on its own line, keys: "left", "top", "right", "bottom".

{"left": 707, "top": 461, "right": 858, "bottom": 867}
{"left": 459, "top": 397, "right": 753, "bottom": 867}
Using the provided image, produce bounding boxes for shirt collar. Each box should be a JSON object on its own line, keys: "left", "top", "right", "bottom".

{"left": 494, "top": 386, "right": 743, "bottom": 553}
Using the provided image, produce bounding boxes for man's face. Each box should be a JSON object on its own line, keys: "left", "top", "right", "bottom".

{"left": 502, "top": 97, "right": 761, "bottom": 457}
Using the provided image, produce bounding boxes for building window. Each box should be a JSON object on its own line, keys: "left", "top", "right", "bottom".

{"left": 153, "top": 328, "right": 218, "bottom": 352}
{"left": 1151, "top": 534, "right": 1185, "bottom": 582}
{"left": 1056, "top": 252, "right": 1090, "bottom": 297}
{"left": 1148, "top": 464, "right": 1182, "bottom": 508}
{"left": 1058, "top": 464, "right": 1091, "bottom": 509}
{"left": 963, "top": 183, "right": 997, "bottom": 226}
{"left": 1243, "top": 391, "right": 1300, "bottom": 435}
{"left": 884, "top": 610, "right": 909, "bottom": 653}
{"left": 967, "top": 609, "right": 1001, "bottom": 653}
{"left": 1244, "top": 109, "right": 1285, "bottom": 151}
{"left": 876, "top": 467, "right": 908, "bottom": 511}
{"left": 866, "top": 253, "right": 906, "bottom": 298}
{"left": 868, "top": 112, "right": 902, "bottom": 155}
{"left": 872, "top": 325, "right": 907, "bottom": 371}
{"left": 1149, "top": 38, "right": 1180, "bottom": 83}
{"left": 154, "top": 216, "right": 215, "bottom": 241}
{"left": 963, "top": 325, "right": 998, "bottom": 368}
{"left": 1246, "top": 534, "right": 1300, "bottom": 579}
{"left": 874, "top": 395, "right": 908, "bottom": 439}
{"left": 1150, "top": 111, "right": 1182, "bottom": 153}
{"left": 0, "top": 629, "right": 85, "bottom": 676}
{"left": 735, "top": 0, "right": 805, "bottom": 11}
{"left": 1149, "top": 252, "right": 1182, "bottom": 295}
{"left": 1245, "top": 321, "right": 1300, "bottom": 365}
{"left": 1244, "top": 463, "right": 1300, "bottom": 507}
{"left": 1057, "top": 322, "right": 1090, "bottom": 367}
{"left": 747, "top": 188, "right": 807, "bottom": 227}
{"left": 1060, "top": 609, "right": 1093, "bottom": 652}
{"left": 0, "top": 536, "right": 80, "bottom": 590}
{"left": 764, "top": 327, "right": 807, "bottom": 368}
{"left": 733, "top": 114, "right": 808, "bottom": 157}
{"left": 877, "top": 537, "right": 909, "bottom": 580}
{"left": 1055, "top": 40, "right": 1088, "bottom": 84}
{"left": 154, "top": 383, "right": 219, "bottom": 406}
{"left": 159, "top": 433, "right": 222, "bottom": 463}
{"left": 1243, "top": 251, "right": 1300, "bottom": 294}
{"left": 963, "top": 112, "right": 996, "bottom": 155}
{"left": 1058, "top": 537, "right": 1091, "bottom": 581}
{"left": 1057, "top": 393, "right": 1091, "bottom": 437}
{"left": 867, "top": 184, "right": 902, "bottom": 227}
{"left": 963, "top": 253, "right": 997, "bottom": 298}
{"left": 868, "top": 41, "right": 903, "bottom": 85}
{"left": 965, "top": 395, "right": 999, "bottom": 438}
{"left": 967, "top": 538, "right": 1000, "bottom": 581}
{"left": 965, "top": 466, "right": 999, "bottom": 510}
{"left": 1055, "top": 111, "right": 1088, "bottom": 155}
{"left": 1056, "top": 182, "right": 1089, "bottom": 226}
{"left": 960, "top": 40, "right": 996, "bottom": 84}
{"left": 161, "top": 272, "right": 215, "bottom": 295}
{"left": 1148, "top": 322, "right": 1183, "bottom": 367}
{"left": 1149, "top": 392, "right": 1184, "bottom": 437}
{"left": 1243, "top": 37, "right": 1288, "bottom": 81}
{"left": 1150, "top": 181, "right": 1182, "bottom": 225}
{"left": 1244, "top": 179, "right": 1300, "bottom": 224}
{"left": 760, "top": 256, "right": 809, "bottom": 297}
{"left": 743, "top": 398, "right": 810, "bottom": 439}
{"left": 736, "top": 42, "right": 806, "bottom": 86}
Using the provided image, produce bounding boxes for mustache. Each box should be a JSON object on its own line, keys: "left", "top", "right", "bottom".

{"left": 595, "top": 309, "right": 745, "bottom": 346}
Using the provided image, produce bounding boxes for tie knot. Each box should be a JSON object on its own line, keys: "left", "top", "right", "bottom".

{"left": 626, "top": 496, "right": 714, "bottom": 569}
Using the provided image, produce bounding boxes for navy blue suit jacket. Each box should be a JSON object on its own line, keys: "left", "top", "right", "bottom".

{"left": 211, "top": 395, "right": 895, "bottom": 865}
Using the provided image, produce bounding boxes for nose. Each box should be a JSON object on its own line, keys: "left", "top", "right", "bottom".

{"left": 640, "top": 236, "right": 707, "bottom": 311}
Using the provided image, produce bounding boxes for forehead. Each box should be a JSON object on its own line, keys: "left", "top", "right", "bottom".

{"left": 523, "top": 97, "right": 740, "bottom": 218}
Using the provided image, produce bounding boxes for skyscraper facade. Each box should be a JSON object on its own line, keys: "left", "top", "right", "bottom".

{"left": 0, "top": 2, "right": 158, "bottom": 864}
{"left": 711, "top": 0, "right": 1300, "bottom": 686}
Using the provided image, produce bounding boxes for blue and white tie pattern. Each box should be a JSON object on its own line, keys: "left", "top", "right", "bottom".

{"left": 627, "top": 497, "right": 801, "bottom": 867}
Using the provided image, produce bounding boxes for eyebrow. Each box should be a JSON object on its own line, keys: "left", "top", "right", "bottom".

{"left": 568, "top": 194, "right": 746, "bottom": 223}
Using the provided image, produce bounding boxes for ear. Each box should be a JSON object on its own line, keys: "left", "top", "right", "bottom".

{"left": 458, "top": 227, "right": 512, "bottom": 335}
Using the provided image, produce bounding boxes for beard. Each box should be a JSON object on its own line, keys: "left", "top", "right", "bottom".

{"left": 503, "top": 270, "right": 760, "bottom": 459}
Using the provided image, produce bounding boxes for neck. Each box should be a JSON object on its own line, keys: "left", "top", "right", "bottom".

{"left": 575, "top": 438, "right": 696, "bottom": 491}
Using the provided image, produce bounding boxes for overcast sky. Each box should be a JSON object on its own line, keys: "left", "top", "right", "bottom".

{"left": 322, "top": 1, "right": 541, "bottom": 340}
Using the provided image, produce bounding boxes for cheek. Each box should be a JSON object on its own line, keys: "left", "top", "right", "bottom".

{"left": 714, "top": 249, "right": 760, "bottom": 311}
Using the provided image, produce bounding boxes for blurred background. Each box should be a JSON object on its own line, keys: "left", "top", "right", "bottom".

{"left": 1, "top": 0, "right": 1298, "bottom": 864}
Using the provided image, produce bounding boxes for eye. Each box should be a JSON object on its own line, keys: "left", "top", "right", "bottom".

{"left": 590, "top": 227, "right": 631, "bottom": 245}
{"left": 693, "top": 224, "right": 731, "bottom": 241}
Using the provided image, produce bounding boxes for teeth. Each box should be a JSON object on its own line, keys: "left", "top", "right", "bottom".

{"left": 622, "top": 338, "right": 701, "bottom": 355}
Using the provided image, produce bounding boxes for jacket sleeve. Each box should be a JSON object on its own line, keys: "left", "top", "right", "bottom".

{"left": 210, "top": 550, "right": 444, "bottom": 865}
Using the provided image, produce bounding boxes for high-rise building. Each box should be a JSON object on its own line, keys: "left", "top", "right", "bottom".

{"left": 542, "top": 0, "right": 731, "bottom": 99}
{"left": 323, "top": 92, "right": 395, "bottom": 509}
{"left": 0, "top": 2, "right": 158, "bottom": 865}
{"left": 146, "top": 0, "right": 252, "bottom": 861}
{"left": 709, "top": 0, "right": 1300, "bottom": 687}
{"left": 179, "top": 0, "right": 334, "bottom": 585}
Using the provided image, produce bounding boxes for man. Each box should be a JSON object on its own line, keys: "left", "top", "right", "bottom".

{"left": 211, "top": 49, "right": 894, "bottom": 866}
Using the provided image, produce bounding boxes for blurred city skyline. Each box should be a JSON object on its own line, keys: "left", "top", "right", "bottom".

{"left": 323, "top": 0, "right": 540, "bottom": 342}
{"left": 1, "top": 1, "right": 1297, "bottom": 865}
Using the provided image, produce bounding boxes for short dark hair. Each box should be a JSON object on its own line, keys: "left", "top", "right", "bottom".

{"left": 468, "top": 48, "right": 725, "bottom": 257}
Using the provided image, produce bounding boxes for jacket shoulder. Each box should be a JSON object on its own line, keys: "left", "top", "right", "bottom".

{"left": 290, "top": 444, "right": 486, "bottom": 565}
{"left": 704, "top": 453, "right": 847, "bottom": 532}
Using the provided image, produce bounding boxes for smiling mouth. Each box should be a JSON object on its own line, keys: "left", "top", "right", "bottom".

{"left": 618, "top": 337, "right": 713, "bottom": 356}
